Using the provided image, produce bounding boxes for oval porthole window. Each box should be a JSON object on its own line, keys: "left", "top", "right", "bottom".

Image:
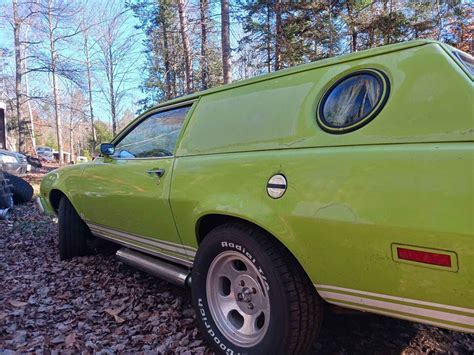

{"left": 317, "top": 69, "right": 390, "bottom": 133}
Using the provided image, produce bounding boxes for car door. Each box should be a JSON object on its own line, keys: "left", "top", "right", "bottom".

{"left": 78, "top": 104, "right": 195, "bottom": 265}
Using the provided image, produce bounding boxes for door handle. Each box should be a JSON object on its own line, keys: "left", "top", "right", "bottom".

{"left": 146, "top": 168, "right": 165, "bottom": 177}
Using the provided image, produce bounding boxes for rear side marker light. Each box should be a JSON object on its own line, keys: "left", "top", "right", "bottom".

{"left": 391, "top": 244, "right": 458, "bottom": 272}
{"left": 397, "top": 248, "right": 451, "bottom": 267}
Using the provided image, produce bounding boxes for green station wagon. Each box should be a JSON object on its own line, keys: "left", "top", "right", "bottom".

{"left": 39, "top": 40, "right": 473, "bottom": 354}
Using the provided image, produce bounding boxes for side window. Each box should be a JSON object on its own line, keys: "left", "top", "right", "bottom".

{"left": 114, "top": 106, "right": 191, "bottom": 158}
{"left": 317, "top": 69, "right": 389, "bottom": 133}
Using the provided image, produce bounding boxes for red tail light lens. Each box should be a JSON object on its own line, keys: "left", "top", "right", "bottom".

{"left": 397, "top": 248, "right": 451, "bottom": 267}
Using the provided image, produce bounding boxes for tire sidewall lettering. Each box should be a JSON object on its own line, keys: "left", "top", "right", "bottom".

{"left": 197, "top": 297, "right": 238, "bottom": 355}
{"left": 220, "top": 241, "right": 270, "bottom": 291}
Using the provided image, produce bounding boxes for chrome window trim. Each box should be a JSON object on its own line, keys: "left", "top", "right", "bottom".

{"left": 111, "top": 156, "right": 175, "bottom": 161}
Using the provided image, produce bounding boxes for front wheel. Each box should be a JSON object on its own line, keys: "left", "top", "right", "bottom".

{"left": 191, "top": 223, "right": 323, "bottom": 354}
{"left": 58, "top": 197, "right": 95, "bottom": 260}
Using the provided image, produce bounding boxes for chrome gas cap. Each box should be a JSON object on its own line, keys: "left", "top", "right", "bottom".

{"left": 266, "top": 174, "right": 287, "bottom": 199}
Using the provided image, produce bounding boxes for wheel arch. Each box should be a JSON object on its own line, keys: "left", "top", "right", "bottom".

{"left": 49, "top": 189, "right": 67, "bottom": 213}
{"left": 195, "top": 213, "right": 315, "bottom": 284}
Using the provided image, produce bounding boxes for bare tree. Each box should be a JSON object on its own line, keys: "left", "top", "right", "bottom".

{"left": 221, "top": 0, "right": 232, "bottom": 84}
{"left": 177, "top": 0, "right": 192, "bottom": 93}
{"left": 199, "top": 0, "right": 209, "bottom": 90}
{"left": 12, "top": 0, "right": 25, "bottom": 151}
{"left": 96, "top": 0, "right": 138, "bottom": 135}
{"left": 79, "top": 8, "right": 97, "bottom": 150}
{"left": 34, "top": 0, "right": 82, "bottom": 164}
{"left": 11, "top": 0, "right": 37, "bottom": 152}
{"left": 274, "top": 0, "right": 282, "bottom": 71}
{"left": 23, "top": 24, "right": 37, "bottom": 153}
{"left": 159, "top": 5, "right": 174, "bottom": 100}
{"left": 64, "top": 88, "right": 86, "bottom": 162}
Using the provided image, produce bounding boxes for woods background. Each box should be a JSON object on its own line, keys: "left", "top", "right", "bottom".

{"left": 0, "top": 0, "right": 472, "bottom": 164}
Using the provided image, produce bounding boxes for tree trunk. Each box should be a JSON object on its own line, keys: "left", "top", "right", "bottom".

{"left": 346, "top": 1, "right": 358, "bottom": 52}
{"left": 48, "top": 0, "right": 64, "bottom": 165}
{"left": 177, "top": 0, "right": 192, "bottom": 93}
{"left": 108, "top": 46, "right": 117, "bottom": 135}
{"left": 221, "top": 0, "right": 232, "bottom": 84}
{"left": 199, "top": 0, "right": 208, "bottom": 90}
{"left": 12, "top": 0, "right": 25, "bottom": 152}
{"left": 84, "top": 32, "right": 97, "bottom": 151}
{"left": 274, "top": 0, "right": 282, "bottom": 71}
{"left": 328, "top": 3, "right": 334, "bottom": 57}
{"left": 266, "top": 4, "right": 271, "bottom": 73}
{"left": 23, "top": 25, "right": 36, "bottom": 154}
{"left": 69, "top": 126, "right": 74, "bottom": 162}
{"left": 160, "top": 16, "right": 173, "bottom": 100}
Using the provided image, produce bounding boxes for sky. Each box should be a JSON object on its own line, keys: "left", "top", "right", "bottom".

{"left": 0, "top": 0, "right": 147, "bottom": 125}
{"left": 0, "top": 0, "right": 244, "bottom": 126}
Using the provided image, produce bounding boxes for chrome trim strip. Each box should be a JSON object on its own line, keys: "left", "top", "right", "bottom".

{"left": 87, "top": 222, "right": 197, "bottom": 258}
{"left": 90, "top": 228, "right": 193, "bottom": 268}
{"left": 329, "top": 301, "right": 474, "bottom": 334}
{"left": 111, "top": 156, "right": 174, "bottom": 161}
{"left": 318, "top": 290, "right": 474, "bottom": 326}
{"left": 89, "top": 224, "right": 195, "bottom": 256}
{"left": 315, "top": 284, "right": 474, "bottom": 315}
{"left": 90, "top": 224, "right": 189, "bottom": 255}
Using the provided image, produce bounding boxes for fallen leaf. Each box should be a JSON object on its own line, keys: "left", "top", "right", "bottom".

{"left": 51, "top": 335, "right": 65, "bottom": 344}
{"left": 65, "top": 332, "right": 76, "bottom": 347}
{"left": 105, "top": 307, "right": 126, "bottom": 323}
{"left": 105, "top": 306, "right": 126, "bottom": 316}
{"left": 9, "top": 300, "right": 28, "bottom": 308}
{"left": 143, "top": 334, "right": 158, "bottom": 343}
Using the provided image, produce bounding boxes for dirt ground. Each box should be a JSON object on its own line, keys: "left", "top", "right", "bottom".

{"left": 0, "top": 167, "right": 473, "bottom": 353}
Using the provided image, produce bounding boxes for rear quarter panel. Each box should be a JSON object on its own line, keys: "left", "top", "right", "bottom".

{"left": 172, "top": 143, "right": 473, "bottom": 300}
{"left": 171, "top": 143, "right": 474, "bottom": 331}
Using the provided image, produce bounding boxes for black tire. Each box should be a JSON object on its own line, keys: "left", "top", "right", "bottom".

{"left": 0, "top": 173, "right": 13, "bottom": 209}
{"left": 4, "top": 172, "right": 33, "bottom": 204}
{"left": 192, "top": 223, "right": 323, "bottom": 355}
{"left": 58, "top": 196, "right": 95, "bottom": 260}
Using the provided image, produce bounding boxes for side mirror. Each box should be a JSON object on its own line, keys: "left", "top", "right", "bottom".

{"left": 100, "top": 143, "right": 115, "bottom": 156}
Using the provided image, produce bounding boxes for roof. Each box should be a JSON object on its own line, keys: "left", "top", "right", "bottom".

{"left": 149, "top": 39, "right": 437, "bottom": 111}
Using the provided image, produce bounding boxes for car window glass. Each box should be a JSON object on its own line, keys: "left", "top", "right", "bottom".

{"left": 454, "top": 50, "right": 474, "bottom": 75}
{"left": 321, "top": 73, "right": 382, "bottom": 128}
{"left": 114, "top": 106, "right": 191, "bottom": 159}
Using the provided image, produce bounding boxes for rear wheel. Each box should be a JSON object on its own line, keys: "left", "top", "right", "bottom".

{"left": 191, "top": 223, "right": 323, "bottom": 354}
{"left": 58, "top": 197, "right": 95, "bottom": 260}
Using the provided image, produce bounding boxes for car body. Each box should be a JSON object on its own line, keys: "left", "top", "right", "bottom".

{"left": 37, "top": 146, "right": 54, "bottom": 161}
{"left": 39, "top": 40, "right": 473, "bottom": 352}
{"left": 0, "top": 149, "right": 30, "bottom": 174}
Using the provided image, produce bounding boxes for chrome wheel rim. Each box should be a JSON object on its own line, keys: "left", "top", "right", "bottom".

{"left": 206, "top": 250, "right": 270, "bottom": 347}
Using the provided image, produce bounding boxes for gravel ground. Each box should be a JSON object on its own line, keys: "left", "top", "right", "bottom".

{"left": 1, "top": 200, "right": 473, "bottom": 353}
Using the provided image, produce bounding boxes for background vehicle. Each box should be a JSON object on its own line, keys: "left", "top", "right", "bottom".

{"left": 39, "top": 40, "right": 473, "bottom": 353}
{"left": 37, "top": 146, "right": 54, "bottom": 161}
{"left": 0, "top": 149, "right": 30, "bottom": 175}
{"left": 76, "top": 156, "right": 89, "bottom": 163}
